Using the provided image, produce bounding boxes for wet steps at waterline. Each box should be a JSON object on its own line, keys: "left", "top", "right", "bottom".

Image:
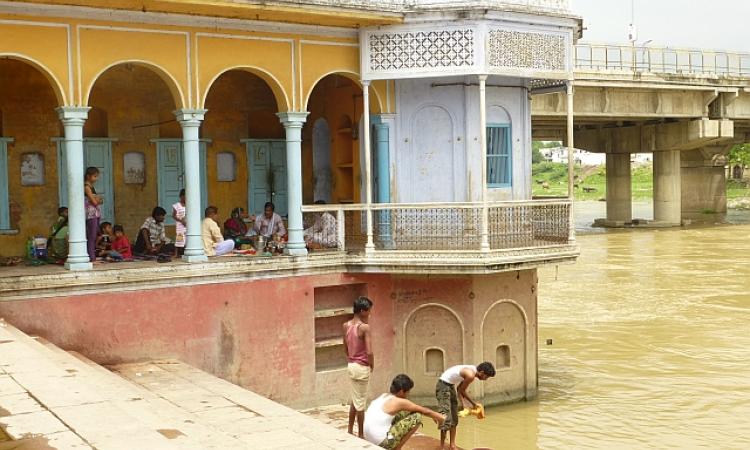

{"left": 0, "top": 319, "right": 374, "bottom": 449}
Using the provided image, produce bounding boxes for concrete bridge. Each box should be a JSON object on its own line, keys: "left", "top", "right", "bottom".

{"left": 532, "top": 42, "right": 750, "bottom": 226}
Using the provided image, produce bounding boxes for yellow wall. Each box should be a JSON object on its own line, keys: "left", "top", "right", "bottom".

{"left": 0, "top": 60, "right": 62, "bottom": 255}
{"left": 0, "top": 11, "right": 392, "bottom": 256}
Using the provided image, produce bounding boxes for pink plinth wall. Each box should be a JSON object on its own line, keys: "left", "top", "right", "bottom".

{"left": 0, "top": 270, "right": 538, "bottom": 408}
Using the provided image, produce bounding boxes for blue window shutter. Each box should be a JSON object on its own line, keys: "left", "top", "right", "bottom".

{"left": 486, "top": 124, "right": 512, "bottom": 188}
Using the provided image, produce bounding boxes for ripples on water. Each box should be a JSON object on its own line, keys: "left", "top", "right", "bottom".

{"left": 425, "top": 211, "right": 750, "bottom": 449}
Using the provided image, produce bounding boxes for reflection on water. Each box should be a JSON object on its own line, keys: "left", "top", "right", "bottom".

{"left": 425, "top": 215, "right": 750, "bottom": 449}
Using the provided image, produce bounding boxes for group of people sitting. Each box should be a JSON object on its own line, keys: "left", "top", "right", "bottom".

{"left": 48, "top": 187, "right": 339, "bottom": 264}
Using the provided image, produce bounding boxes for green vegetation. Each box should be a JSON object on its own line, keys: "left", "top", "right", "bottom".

{"left": 727, "top": 179, "right": 750, "bottom": 200}
{"left": 728, "top": 144, "right": 750, "bottom": 170}
{"left": 533, "top": 162, "right": 750, "bottom": 201}
{"left": 532, "top": 162, "right": 654, "bottom": 200}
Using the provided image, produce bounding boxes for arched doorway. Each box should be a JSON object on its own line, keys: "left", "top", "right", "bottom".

{"left": 0, "top": 58, "right": 64, "bottom": 254}
{"left": 202, "top": 69, "right": 285, "bottom": 217}
{"left": 304, "top": 74, "right": 366, "bottom": 205}
{"left": 85, "top": 62, "right": 183, "bottom": 232}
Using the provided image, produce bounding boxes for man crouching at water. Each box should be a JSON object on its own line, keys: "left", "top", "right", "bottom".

{"left": 437, "top": 362, "right": 496, "bottom": 450}
{"left": 364, "top": 374, "right": 445, "bottom": 449}
{"left": 343, "top": 296, "right": 374, "bottom": 437}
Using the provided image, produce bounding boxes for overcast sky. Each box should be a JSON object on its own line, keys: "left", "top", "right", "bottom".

{"left": 571, "top": 0, "right": 750, "bottom": 51}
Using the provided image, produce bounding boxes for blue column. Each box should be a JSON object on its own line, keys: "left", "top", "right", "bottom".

{"left": 175, "top": 109, "right": 208, "bottom": 263}
{"left": 372, "top": 116, "right": 392, "bottom": 247}
{"left": 373, "top": 118, "right": 391, "bottom": 203}
{"left": 277, "top": 112, "right": 309, "bottom": 256}
{"left": 57, "top": 107, "right": 92, "bottom": 271}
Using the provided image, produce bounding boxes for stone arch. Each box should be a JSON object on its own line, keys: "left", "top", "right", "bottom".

{"left": 303, "top": 71, "right": 383, "bottom": 114}
{"left": 488, "top": 104, "right": 513, "bottom": 125}
{"left": 84, "top": 60, "right": 185, "bottom": 109}
{"left": 202, "top": 66, "right": 290, "bottom": 112}
{"left": 0, "top": 53, "right": 67, "bottom": 106}
{"left": 480, "top": 299, "right": 530, "bottom": 402}
{"left": 403, "top": 303, "right": 465, "bottom": 399}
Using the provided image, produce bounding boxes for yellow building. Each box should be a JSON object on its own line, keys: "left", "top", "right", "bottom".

{"left": 0, "top": 0, "right": 402, "bottom": 261}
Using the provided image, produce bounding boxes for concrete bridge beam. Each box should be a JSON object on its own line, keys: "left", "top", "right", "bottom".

{"left": 575, "top": 119, "right": 734, "bottom": 154}
{"left": 654, "top": 150, "right": 682, "bottom": 225}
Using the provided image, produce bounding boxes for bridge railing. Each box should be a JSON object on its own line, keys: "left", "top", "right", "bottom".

{"left": 575, "top": 43, "right": 750, "bottom": 77}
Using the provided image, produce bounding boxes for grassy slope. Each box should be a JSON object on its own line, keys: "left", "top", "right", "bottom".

{"left": 532, "top": 162, "right": 749, "bottom": 201}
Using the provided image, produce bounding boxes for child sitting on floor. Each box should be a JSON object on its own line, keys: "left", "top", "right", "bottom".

{"left": 96, "top": 221, "right": 113, "bottom": 259}
{"left": 110, "top": 224, "right": 132, "bottom": 261}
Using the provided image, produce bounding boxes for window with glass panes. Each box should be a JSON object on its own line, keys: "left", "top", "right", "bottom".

{"left": 487, "top": 124, "right": 512, "bottom": 187}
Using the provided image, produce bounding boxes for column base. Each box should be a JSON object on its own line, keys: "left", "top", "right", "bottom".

{"left": 65, "top": 260, "right": 93, "bottom": 271}
{"left": 284, "top": 246, "right": 308, "bottom": 257}
{"left": 182, "top": 254, "right": 208, "bottom": 263}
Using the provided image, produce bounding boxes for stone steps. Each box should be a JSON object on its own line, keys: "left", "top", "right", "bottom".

{"left": 0, "top": 320, "right": 375, "bottom": 449}
{"left": 112, "top": 360, "right": 372, "bottom": 449}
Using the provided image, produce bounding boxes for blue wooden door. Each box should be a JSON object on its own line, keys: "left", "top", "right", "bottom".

{"left": 57, "top": 140, "right": 115, "bottom": 223}
{"left": 246, "top": 140, "right": 287, "bottom": 217}
{"left": 157, "top": 141, "right": 208, "bottom": 225}
{"left": 270, "top": 141, "right": 288, "bottom": 217}
{"left": 0, "top": 139, "right": 11, "bottom": 230}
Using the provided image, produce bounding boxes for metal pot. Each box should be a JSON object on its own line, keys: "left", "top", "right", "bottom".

{"left": 253, "top": 235, "right": 267, "bottom": 251}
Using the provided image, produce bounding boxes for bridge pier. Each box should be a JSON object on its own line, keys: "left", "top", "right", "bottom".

{"left": 681, "top": 147, "right": 729, "bottom": 220}
{"left": 604, "top": 153, "right": 632, "bottom": 225}
{"left": 653, "top": 150, "right": 682, "bottom": 226}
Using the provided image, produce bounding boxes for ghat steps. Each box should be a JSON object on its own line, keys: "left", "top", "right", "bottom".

{"left": 0, "top": 319, "right": 374, "bottom": 449}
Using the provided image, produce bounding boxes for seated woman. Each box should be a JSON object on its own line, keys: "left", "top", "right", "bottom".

{"left": 134, "top": 207, "right": 175, "bottom": 256}
{"left": 223, "top": 207, "right": 253, "bottom": 245}
{"left": 203, "top": 206, "right": 235, "bottom": 257}
{"left": 47, "top": 207, "right": 69, "bottom": 262}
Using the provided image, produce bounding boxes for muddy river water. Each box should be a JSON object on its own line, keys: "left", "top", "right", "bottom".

{"left": 424, "top": 204, "right": 750, "bottom": 449}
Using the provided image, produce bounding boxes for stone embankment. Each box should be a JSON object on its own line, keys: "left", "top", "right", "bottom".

{"left": 0, "top": 319, "right": 374, "bottom": 449}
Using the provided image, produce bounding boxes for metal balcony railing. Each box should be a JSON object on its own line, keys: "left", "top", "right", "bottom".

{"left": 263, "top": 0, "right": 570, "bottom": 12}
{"left": 302, "top": 200, "right": 573, "bottom": 256}
{"left": 575, "top": 43, "right": 750, "bottom": 77}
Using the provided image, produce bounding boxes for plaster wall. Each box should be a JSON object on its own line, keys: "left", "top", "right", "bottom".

{"left": 0, "top": 270, "right": 537, "bottom": 409}
{"left": 394, "top": 77, "right": 531, "bottom": 204}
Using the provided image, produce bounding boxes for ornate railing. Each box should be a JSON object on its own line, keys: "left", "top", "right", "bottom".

{"left": 302, "top": 200, "right": 573, "bottom": 255}
{"left": 575, "top": 43, "right": 750, "bottom": 77}
{"left": 268, "top": 0, "right": 570, "bottom": 13}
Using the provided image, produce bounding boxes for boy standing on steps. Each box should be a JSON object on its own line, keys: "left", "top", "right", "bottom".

{"left": 437, "top": 362, "right": 496, "bottom": 450}
{"left": 343, "top": 296, "right": 374, "bottom": 438}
